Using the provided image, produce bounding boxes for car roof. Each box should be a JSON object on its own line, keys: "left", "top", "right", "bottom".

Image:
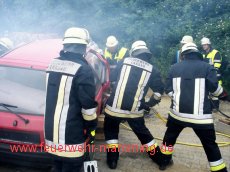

{"left": 0, "top": 39, "right": 63, "bottom": 70}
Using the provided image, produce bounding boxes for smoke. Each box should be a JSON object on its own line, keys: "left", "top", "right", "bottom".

{"left": 0, "top": 0, "right": 133, "bottom": 46}
{"left": 0, "top": 0, "right": 229, "bottom": 54}
{"left": 0, "top": 0, "right": 151, "bottom": 48}
{"left": 1, "top": 0, "right": 230, "bottom": 91}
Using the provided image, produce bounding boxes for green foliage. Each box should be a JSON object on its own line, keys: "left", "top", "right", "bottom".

{"left": 0, "top": 0, "right": 229, "bottom": 91}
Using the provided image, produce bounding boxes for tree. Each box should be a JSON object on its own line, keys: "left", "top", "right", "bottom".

{"left": 0, "top": 0, "right": 229, "bottom": 91}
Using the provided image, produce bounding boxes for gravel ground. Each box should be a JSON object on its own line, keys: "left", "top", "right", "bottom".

{"left": 0, "top": 96, "right": 229, "bottom": 172}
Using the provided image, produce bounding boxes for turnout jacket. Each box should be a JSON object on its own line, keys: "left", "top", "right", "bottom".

{"left": 44, "top": 51, "right": 97, "bottom": 158}
{"left": 105, "top": 56, "right": 164, "bottom": 119}
{"left": 165, "top": 53, "right": 223, "bottom": 129}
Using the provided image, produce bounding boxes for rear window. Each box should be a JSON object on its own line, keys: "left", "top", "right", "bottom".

{"left": 0, "top": 66, "right": 46, "bottom": 115}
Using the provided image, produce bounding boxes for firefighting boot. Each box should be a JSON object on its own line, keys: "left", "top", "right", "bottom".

{"left": 159, "top": 154, "right": 173, "bottom": 171}
{"left": 106, "top": 148, "right": 119, "bottom": 169}
{"left": 147, "top": 146, "right": 162, "bottom": 166}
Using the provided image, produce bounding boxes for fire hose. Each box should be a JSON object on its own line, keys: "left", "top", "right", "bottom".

{"left": 120, "top": 108, "right": 230, "bottom": 147}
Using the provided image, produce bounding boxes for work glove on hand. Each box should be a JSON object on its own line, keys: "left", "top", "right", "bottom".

{"left": 143, "top": 97, "right": 161, "bottom": 117}
{"left": 218, "top": 90, "right": 228, "bottom": 100}
{"left": 87, "top": 129, "right": 96, "bottom": 144}
{"left": 144, "top": 97, "right": 161, "bottom": 111}
{"left": 210, "top": 91, "right": 226, "bottom": 100}
{"left": 147, "top": 97, "right": 161, "bottom": 107}
{"left": 84, "top": 118, "right": 97, "bottom": 144}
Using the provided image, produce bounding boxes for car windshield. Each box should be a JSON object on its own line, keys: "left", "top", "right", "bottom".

{"left": 0, "top": 66, "right": 46, "bottom": 115}
{"left": 0, "top": 54, "right": 107, "bottom": 115}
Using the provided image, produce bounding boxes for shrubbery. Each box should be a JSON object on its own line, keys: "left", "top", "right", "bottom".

{"left": 1, "top": 0, "right": 229, "bottom": 91}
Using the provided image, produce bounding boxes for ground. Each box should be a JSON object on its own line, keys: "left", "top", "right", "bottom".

{"left": 0, "top": 96, "right": 229, "bottom": 172}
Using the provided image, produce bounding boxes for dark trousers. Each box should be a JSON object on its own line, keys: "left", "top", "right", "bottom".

{"left": 53, "top": 156, "right": 83, "bottom": 172}
{"left": 211, "top": 98, "right": 220, "bottom": 110}
{"left": 162, "top": 121, "right": 227, "bottom": 171}
{"left": 104, "top": 114, "right": 167, "bottom": 166}
{"left": 104, "top": 115, "right": 154, "bottom": 145}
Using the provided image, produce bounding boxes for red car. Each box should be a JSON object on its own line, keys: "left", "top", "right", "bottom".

{"left": 0, "top": 39, "right": 110, "bottom": 167}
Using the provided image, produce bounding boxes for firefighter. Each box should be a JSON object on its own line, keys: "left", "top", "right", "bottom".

{"left": 201, "top": 37, "right": 222, "bottom": 110}
{"left": 104, "top": 40, "right": 164, "bottom": 169}
{"left": 0, "top": 37, "right": 14, "bottom": 55}
{"left": 44, "top": 27, "right": 98, "bottom": 172}
{"left": 104, "top": 35, "right": 129, "bottom": 81}
{"left": 161, "top": 42, "right": 227, "bottom": 172}
{"left": 172, "top": 35, "right": 193, "bottom": 64}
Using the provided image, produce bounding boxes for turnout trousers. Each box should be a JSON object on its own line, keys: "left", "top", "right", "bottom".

{"left": 161, "top": 120, "right": 227, "bottom": 172}
{"left": 104, "top": 114, "right": 161, "bottom": 165}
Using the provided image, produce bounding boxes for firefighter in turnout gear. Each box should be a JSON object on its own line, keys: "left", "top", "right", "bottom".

{"left": 104, "top": 40, "right": 164, "bottom": 169}
{"left": 44, "top": 27, "right": 98, "bottom": 172}
{"left": 161, "top": 42, "right": 227, "bottom": 172}
{"left": 201, "top": 37, "right": 222, "bottom": 110}
{"left": 172, "top": 35, "right": 193, "bottom": 64}
{"left": 104, "top": 35, "right": 129, "bottom": 81}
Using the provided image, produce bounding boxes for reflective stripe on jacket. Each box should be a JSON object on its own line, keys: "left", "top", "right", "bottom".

{"left": 45, "top": 51, "right": 97, "bottom": 158}
{"left": 105, "top": 57, "right": 164, "bottom": 119}
{"left": 165, "top": 54, "right": 223, "bottom": 129}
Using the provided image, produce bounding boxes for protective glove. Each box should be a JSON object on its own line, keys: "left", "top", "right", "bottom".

{"left": 144, "top": 97, "right": 161, "bottom": 111}
{"left": 84, "top": 118, "right": 97, "bottom": 144}
{"left": 143, "top": 97, "right": 161, "bottom": 117}
{"left": 218, "top": 90, "right": 228, "bottom": 100}
{"left": 87, "top": 129, "right": 96, "bottom": 144}
{"left": 148, "top": 97, "right": 161, "bottom": 106}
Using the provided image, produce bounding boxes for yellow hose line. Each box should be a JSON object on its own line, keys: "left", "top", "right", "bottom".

{"left": 155, "top": 113, "right": 167, "bottom": 123}
{"left": 120, "top": 111, "right": 230, "bottom": 147}
{"left": 154, "top": 112, "right": 230, "bottom": 138}
{"left": 216, "top": 132, "right": 230, "bottom": 138}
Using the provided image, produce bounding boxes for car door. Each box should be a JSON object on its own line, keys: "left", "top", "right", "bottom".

{"left": 85, "top": 49, "right": 110, "bottom": 115}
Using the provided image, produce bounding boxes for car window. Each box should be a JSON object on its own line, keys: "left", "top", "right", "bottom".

{"left": 85, "top": 51, "right": 107, "bottom": 93}
{"left": 0, "top": 66, "right": 46, "bottom": 115}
